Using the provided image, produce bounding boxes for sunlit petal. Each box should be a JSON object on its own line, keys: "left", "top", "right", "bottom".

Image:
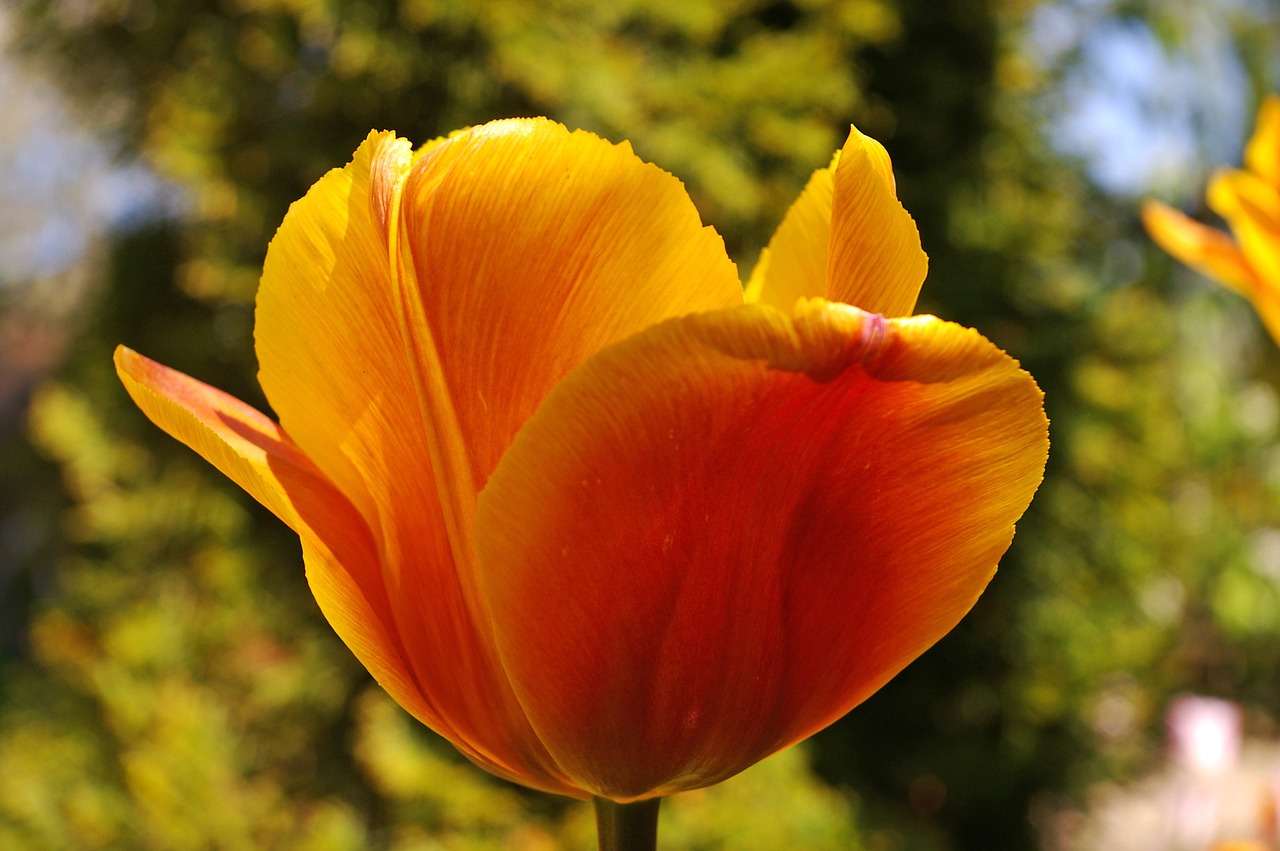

{"left": 257, "top": 130, "right": 416, "bottom": 528}
{"left": 475, "top": 302, "right": 1047, "bottom": 800}
{"left": 1145, "top": 96, "right": 1280, "bottom": 348}
{"left": 252, "top": 131, "right": 578, "bottom": 794}
{"left": 395, "top": 117, "right": 743, "bottom": 499}
{"left": 748, "top": 127, "right": 927, "bottom": 318}
{"left": 826, "top": 128, "right": 928, "bottom": 316}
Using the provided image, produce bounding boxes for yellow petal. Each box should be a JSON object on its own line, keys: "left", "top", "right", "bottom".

{"left": 1208, "top": 168, "right": 1280, "bottom": 345}
{"left": 826, "top": 127, "right": 928, "bottom": 316}
{"left": 256, "top": 130, "right": 416, "bottom": 535}
{"left": 1245, "top": 95, "right": 1280, "bottom": 189}
{"left": 748, "top": 127, "right": 927, "bottom": 318}
{"left": 475, "top": 302, "right": 1047, "bottom": 800}
{"left": 253, "top": 131, "right": 579, "bottom": 795}
{"left": 394, "top": 117, "right": 743, "bottom": 499}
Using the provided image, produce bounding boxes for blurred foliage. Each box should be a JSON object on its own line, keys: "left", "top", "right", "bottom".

{"left": 4, "top": 0, "right": 1280, "bottom": 849}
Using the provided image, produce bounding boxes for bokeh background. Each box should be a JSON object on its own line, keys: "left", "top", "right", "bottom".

{"left": 2, "top": 0, "right": 1280, "bottom": 848}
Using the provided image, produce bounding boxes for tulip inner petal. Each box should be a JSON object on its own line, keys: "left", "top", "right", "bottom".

{"left": 747, "top": 127, "right": 927, "bottom": 318}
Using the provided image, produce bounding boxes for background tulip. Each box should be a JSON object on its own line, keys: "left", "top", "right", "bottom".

{"left": 1144, "top": 96, "right": 1280, "bottom": 345}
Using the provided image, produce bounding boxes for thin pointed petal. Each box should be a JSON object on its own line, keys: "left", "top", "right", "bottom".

{"left": 475, "top": 303, "right": 1047, "bottom": 800}
{"left": 1143, "top": 199, "right": 1280, "bottom": 345}
{"left": 113, "top": 346, "right": 439, "bottom": 736}
{"left": 747, "top": 128, "right": 927, "bottom": 318}
{"left": 826, "top": 128, "right": 928, "bottom": 316}
{"left": 116, "top": 345, "right": 318, "bottom": 532}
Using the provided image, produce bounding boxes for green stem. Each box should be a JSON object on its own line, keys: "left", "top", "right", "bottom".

{"left": 594, "top": 796, "right": 661, "bottom": 851}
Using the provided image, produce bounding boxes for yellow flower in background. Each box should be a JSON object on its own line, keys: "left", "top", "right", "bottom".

{"left": 115, "top": 118, "right": 1048, "bottom": 803}
{"left": 1144, "top": 96, "right": 1280, "bottom": 344}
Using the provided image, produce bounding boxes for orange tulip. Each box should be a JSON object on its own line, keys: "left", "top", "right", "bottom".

{"left": 116, "top": 119, "right": 1048, "bottom": 803}
{"left": 1144, "top": 95, "right": 1280, "bottom": 344}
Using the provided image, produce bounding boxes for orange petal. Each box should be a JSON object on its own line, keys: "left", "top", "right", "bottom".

{"left": 1142, "top": 200, "right": 1261, "bottom": 295}
{"left": 1245, "top": 95, "right": 1280, "bottom": 189}
{"left": 747, "top": 127, "right": 927, "bottom": 318}
{"left": 252, "top": 132, "right": 579, "bottom": 794}
{"left": 113, "top": 347, "right": 435, "bottom": 737}
{"left": 475, "top": 302, "right": 1048, "bottom": 800}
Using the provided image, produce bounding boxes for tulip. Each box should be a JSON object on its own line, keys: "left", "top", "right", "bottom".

{"left": 116, "top": 118, "right": 1048, "bottom": 845}
{"left": 1144, "top": 96, "right": 1280, "bottom": 345}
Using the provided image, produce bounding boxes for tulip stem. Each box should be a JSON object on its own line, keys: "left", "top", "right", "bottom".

{"left": 594, "top": 796, "right": 660, "bottom": 851}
